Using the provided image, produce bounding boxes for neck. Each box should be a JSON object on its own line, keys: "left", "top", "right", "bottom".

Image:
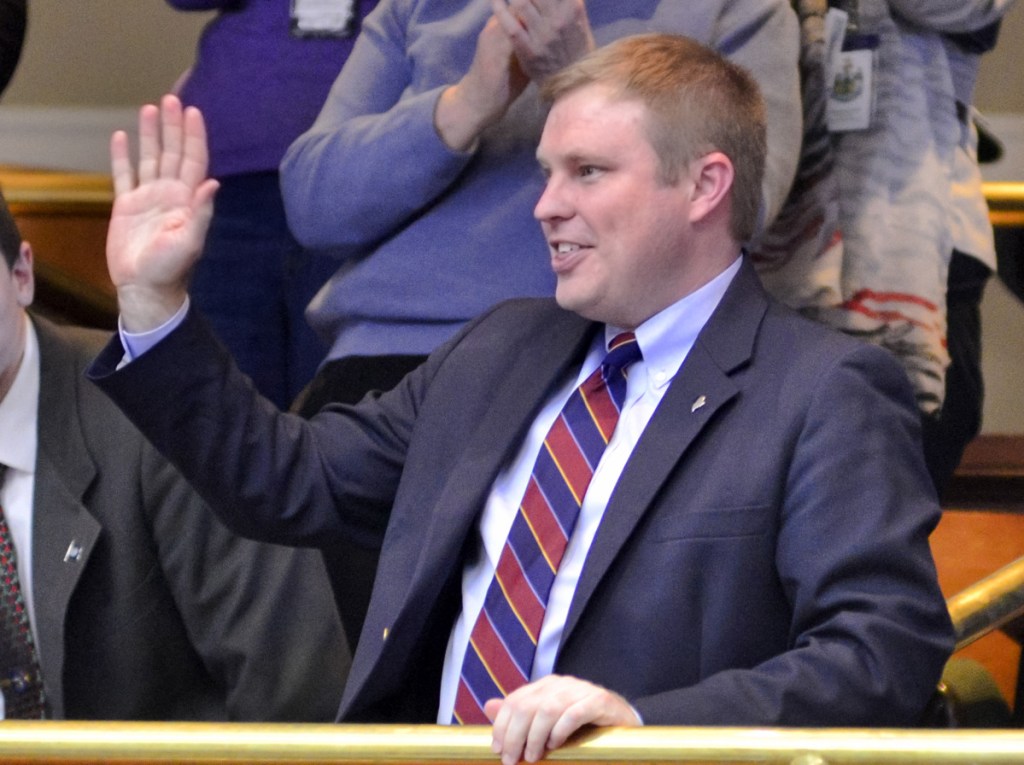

{"left": 0, "top": 312, "right": 28, "bottom": 404}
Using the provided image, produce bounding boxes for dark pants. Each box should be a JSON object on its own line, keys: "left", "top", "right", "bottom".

{"left": 190, "top": 171, "right": 337, "bottom": 409}
{"left": 291, "top": 353, "right": 428, "bottom": 652}
{"left": 921, "top": 250, "right": 991, "bottom": 498}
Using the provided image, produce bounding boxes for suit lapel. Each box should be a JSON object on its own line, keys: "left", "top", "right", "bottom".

{"left": 345, "top": 307, "right": 597, "bottom": 715}
{"left": 562, "top": 261, "right": 769, "bottom": 644}
{"left": 31, "top": 319, "right": 102, "bottom": 720}
{"left": 399, "top": 308, "right": 597, "bottom": 619}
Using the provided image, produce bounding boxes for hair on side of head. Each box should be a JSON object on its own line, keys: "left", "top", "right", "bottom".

{"left": 0, "top": 188, "right": 23, "bottom": 269}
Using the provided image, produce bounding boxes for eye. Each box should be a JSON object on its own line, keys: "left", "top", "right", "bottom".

{"left": 578, "top": 165, "right": 601, "bottom": 178}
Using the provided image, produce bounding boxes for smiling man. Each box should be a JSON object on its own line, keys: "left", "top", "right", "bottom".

{"left": 89, "top": 34, "right": 952, "bottom": 765}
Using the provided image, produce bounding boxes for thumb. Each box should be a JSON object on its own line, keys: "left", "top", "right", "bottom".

{"left": 483, "top": 698, "right": 504, "bottom": 722}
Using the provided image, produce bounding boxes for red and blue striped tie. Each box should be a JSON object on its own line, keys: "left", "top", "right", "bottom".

{"left": 453, "top": 332, "right": 642, "bottom": 724}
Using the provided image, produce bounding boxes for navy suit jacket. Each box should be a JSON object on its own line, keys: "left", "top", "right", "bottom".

{"left": 90, "top": 260, "right": 953, "bottom": 727}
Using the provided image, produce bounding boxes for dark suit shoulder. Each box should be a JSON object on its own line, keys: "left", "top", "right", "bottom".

{"left": 466, "top": 297, "right": 577, "bottom": 335}
{"left": 32, "top": 315, "right": 112, "bottom": 364}
{"left": 32, "top": 315, "right": 144, "bottom": 450}
{"left": 761, "top": 299, "right": 912, "bottom": 383}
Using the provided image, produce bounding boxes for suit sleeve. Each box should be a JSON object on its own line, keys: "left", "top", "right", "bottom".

{"left": 88, "top": 304, "right": 434, "bottom": 550}
{"left": 631, "top": 342, "right": 953, "bottom": 727}
{"left": 139, "top": 441, "right": 351, "bottom": 721}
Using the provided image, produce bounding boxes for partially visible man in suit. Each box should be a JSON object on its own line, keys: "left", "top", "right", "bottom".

{"left": 0, "top": 191, "right": 350, "bottom": 720}
{"left": 90, "top": 34, "right": 953, "bottom": 764}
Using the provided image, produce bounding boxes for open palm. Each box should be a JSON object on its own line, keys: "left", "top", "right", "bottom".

{"left": 107, "top": 95, "right": 218, "bottom": 330}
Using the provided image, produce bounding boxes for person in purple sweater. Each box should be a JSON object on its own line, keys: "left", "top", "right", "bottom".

{"left": 167, "top": 0, "right": 379, "bottom": 408}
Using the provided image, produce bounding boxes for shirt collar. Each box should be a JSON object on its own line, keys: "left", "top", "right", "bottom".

{"left": 0, "top": 314, "right": 40, "bottom": 475}
{"left": 604, "top": 255, "right": 742, "bottom": 391}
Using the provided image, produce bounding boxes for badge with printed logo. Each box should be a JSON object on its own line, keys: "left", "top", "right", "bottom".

{"left": 827, "top": 34, "right": 878, "bottom": 132}
{"left": 291, "top": 0, "right": 357, "bottom": 38}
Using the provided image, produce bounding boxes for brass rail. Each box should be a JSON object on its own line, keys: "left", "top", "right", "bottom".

{"left": 984, "top": 182, "right": 1024, "bottom": 227}
{"left": 0, "top": 722, "right": 1024, "bottom": 764}
{"left": 948, "top": 554, "right": 1024, "bottom": 652}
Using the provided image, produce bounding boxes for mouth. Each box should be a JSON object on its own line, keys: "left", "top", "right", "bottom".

{"left": 550, "top": 241, "right": 589, "bottom": 273}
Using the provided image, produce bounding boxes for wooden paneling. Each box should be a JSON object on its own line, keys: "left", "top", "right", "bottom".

{"left": 1, "top": 166, "right": 114, "bottom": 327}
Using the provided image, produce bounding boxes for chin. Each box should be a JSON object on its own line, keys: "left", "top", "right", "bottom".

{"left": 554, "top": 290, "right": 587, "bottom": 316}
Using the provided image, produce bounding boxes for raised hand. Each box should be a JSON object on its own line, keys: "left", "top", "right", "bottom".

{"left": 107, "top": 94, "right": 219, "bottom": 332}
{"left": 492, "top": 0, "right": 595, "bottom": 83}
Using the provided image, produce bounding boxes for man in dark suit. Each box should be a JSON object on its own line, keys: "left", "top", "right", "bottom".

{"left": 0, "top": 193, "right": 350, "bottom": 720}
{"left": 89, "top": 34, "right": 953, "bottom": 764}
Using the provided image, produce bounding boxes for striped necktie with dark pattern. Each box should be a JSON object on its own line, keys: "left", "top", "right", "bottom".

{"left": 0, "top": 466, "right": 46, "bottom": 719}
{"left": 453, "top": 333, "right": 642, "bottom": 724}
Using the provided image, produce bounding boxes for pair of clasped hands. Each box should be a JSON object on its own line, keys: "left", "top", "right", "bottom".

{"left": 106, "top": 1, "right": 641, "bottom": 763}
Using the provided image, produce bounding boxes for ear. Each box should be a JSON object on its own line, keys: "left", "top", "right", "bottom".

{"left": 11, "top": 241, "right": 35, "bottom": 308}
{"left": 686, "top": 151, "right": 734, "bottom": 226}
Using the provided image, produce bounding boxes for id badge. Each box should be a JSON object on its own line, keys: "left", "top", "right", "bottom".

{"left": 827, "top": 34, "right": 879, "bottom": 132}
{"left": 291, "top": 0, "right": 356, "bottom": 38}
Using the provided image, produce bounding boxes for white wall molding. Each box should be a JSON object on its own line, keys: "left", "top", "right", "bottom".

{"left": 2, "top": 106, "right": 1024, "bottom": 179}
{"left": 0, "top": 106, "right": 138, "bottom": 174}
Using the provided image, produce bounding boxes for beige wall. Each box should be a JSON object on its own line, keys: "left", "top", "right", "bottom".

{"left": 976, "top": 1, "right": 1024, "bottom": 113}
{"left": 4, "top": 0, "right": 1022, "bottom": 111}
{"left": 3, "top": 1, "right": 212, "bottom": 106}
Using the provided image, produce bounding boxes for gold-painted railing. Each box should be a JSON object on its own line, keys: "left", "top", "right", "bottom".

{"left": 948, "top": 554, "right": 1024, "bottom": 652}
{"left": 985, "top": 181, "right": 1024, "bottom": 228}
{"left": 1, "top": 722, "right": 1024, "bottom": 765}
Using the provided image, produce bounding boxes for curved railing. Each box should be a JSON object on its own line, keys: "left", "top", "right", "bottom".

{"left": 948, "top": 554, "right": 1024, "bottom": 652}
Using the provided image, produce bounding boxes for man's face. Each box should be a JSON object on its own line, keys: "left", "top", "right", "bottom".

{"left": 0, "top": 244, "right": 34, "bottom": 403}
{"left": 534, "top": 84, "right": 695, "bottom": 330}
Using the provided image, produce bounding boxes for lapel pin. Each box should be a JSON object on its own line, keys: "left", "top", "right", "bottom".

{"left": 691, "top": 395, "right": 707, "bottom": 413}
{"left": 64, "top": 541, "right": 83, "bottom": 563}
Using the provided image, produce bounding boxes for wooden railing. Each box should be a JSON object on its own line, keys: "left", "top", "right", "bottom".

{"left": 0, "top": 166, "right": 115, "bottom": 328}
{"left": 0, "top": 722, "right": 1024, "bottom": 765}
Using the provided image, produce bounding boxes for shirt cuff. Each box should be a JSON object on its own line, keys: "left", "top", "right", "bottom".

{"left": 117, "top": 297, "right": 190, "bottom": 365}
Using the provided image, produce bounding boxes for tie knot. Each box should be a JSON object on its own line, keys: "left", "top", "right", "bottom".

{"left": 603, "top": 332, "right": 642, "bottom": 375}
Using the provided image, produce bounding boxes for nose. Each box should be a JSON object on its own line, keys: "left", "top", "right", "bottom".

{"left": 534, "top": 173, "right": 572, "bottom": 222}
